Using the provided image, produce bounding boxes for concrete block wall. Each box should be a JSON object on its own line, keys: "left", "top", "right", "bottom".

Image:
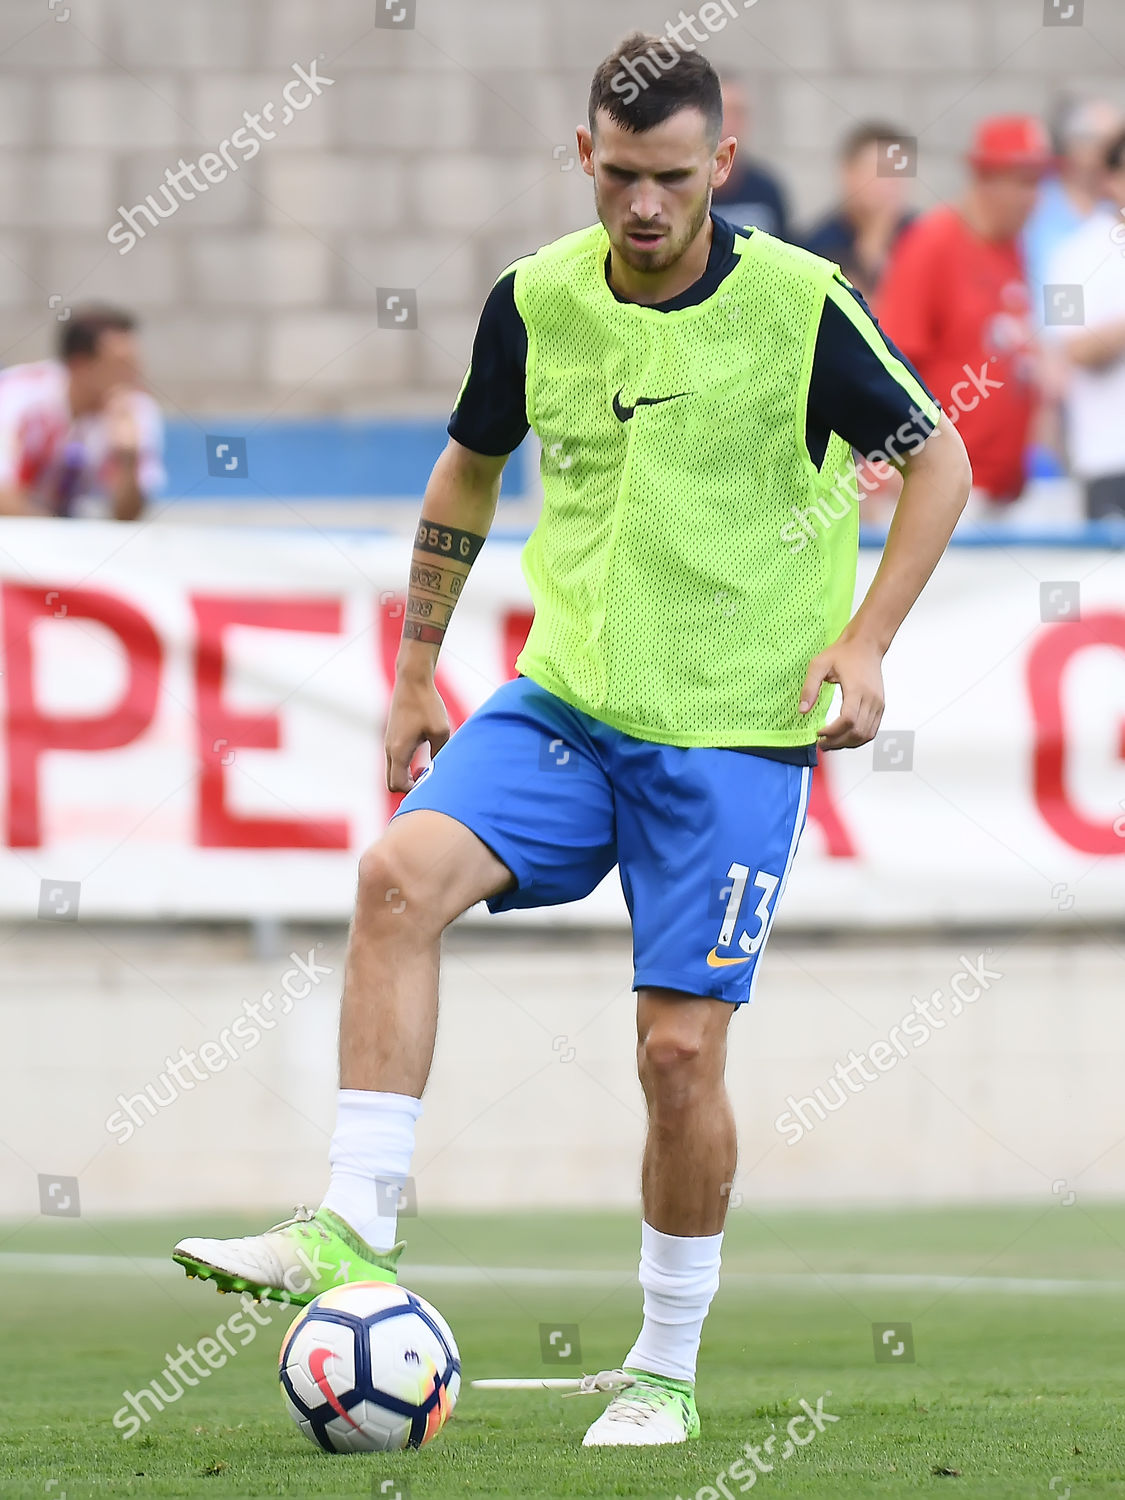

{"left": 1, "top": 0, "right": 1123, "bottom": 417}
{"left": 3, "top": 925, "right": 1122, "bottom": 1215}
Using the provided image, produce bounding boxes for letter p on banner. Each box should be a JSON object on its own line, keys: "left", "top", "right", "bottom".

{"left": 2, "top": 585, "right": 162, "bottom": 847}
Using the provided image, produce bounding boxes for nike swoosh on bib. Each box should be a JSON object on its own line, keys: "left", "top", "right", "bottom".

{"left": 612, "top": 389, "right": 692, "bottom": 423}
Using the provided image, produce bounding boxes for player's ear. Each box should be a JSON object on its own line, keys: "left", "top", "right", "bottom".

{"left": 712, "top": 135, "right": 737, "bottom": 191}
{"left": 577, "top": 126, "right": 596, "bottom": 179}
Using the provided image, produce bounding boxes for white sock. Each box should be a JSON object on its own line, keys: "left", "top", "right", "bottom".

{"left": 623, "top": 1221, "right": 723, "bottom": 1383}
{"left": 319, "top": 1089, "right": 422, "bottom": 1252}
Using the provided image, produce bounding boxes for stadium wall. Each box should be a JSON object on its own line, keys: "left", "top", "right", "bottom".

{"left": 3, "top": 923, "right": 1121, "bottom": 1217}
{"left": 1, "top": 0, "right": 1123, "bottom": 413}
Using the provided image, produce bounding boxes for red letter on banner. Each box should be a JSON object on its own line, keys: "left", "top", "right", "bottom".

{"left": 1030, "top": 612, "right": 1125, "bottom": 855}
{"left": 2, "top": 584, "right": 162, "bottom": 848}
{"left": 192, "top": 596, "right": 349, "bottom": 849}
{"left": 805, "top": 758, "right": 856, "bottom": 858}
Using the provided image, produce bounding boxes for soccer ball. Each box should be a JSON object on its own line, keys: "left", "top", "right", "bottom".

{"left": 279, "top": 1280, "right": 461, "bottom": 1453}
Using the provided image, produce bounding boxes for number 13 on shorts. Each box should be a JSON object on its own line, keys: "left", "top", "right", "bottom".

{"left": 716, "top": 863, "right": 780, "bottom": 955}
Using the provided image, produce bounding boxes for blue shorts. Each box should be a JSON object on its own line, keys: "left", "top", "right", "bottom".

{"left": 395, "top": 678, "right": 813, "bottom": 1005}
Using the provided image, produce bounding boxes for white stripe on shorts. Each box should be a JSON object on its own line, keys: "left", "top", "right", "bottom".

{"left": 746, "top": 763, "right": 812, "bottom": 1004}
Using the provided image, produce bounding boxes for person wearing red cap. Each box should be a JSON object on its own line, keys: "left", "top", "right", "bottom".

{"left": 877, "top": 115, "right": 1052, "bottom": 512}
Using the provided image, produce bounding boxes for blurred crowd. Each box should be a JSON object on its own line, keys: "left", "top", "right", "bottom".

{"left": 715, "top": 78, "right": 1125, "bottom": 526}
{"left": 1, "top": 83, "right": 1123, "bottom": 528}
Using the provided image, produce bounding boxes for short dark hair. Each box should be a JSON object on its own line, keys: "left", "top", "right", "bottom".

{"left": 59, "top": 305, "right": 136, "bottom": 362}
{"left": 1106, "top": 126, "right": 1125, "bottom": 173}
{"left": 589, "top": 31, "right": 723, "bottom": 144}
{"left": 840, "top": 121, "right": 911, "bottom": 162}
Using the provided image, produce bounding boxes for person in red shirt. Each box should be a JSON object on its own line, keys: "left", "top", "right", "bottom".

{"left": 878, "top": 116, "right": 1052, "bottom": 508}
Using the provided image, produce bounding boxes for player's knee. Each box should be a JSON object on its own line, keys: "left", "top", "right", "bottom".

{"left": 638, "top": 1027, "right": 706, "bottom": 1085}
{"left": 355, "top": 838, "right": 435, "bottom": 935}
{"left": 638, "top": 1017, "right": 728, "bottom": 1115}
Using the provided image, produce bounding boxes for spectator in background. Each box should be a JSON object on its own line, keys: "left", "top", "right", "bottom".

{"left": 1046, "top": 129, "right": 1125, "bottom": 520}
{"left": 803, "top": 122, "right": 916, "bottom": 301}
{"left": 1024, "top": 96, "right": 1124, "bottom": 305}
{"left": 0, "top": 305, "right": 163, "bottom": 521}
{"left": 712, "top": 75, "right": 790, "bottom": 239}
{"left": 878, "top": 116, "right": 1050, "bottom": 513}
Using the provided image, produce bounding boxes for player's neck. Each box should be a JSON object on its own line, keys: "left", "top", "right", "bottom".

{"left": 607, "top": 216, "right": 714, "bottom": 307}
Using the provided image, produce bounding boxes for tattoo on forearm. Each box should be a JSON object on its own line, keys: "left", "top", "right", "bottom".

{"left": 409, "top": 563, "right": 466, "bottom": 599}
{"left": 406, "top": 596, "right": 454, "bottom": 626}
{"left": 414, "top": 522, "right": 485, "bottom": 565}
{"left": 402, "top": 621, "right": 445, "bottom": 645}
{"left": 401, "top": 520, "right": 486, "bottom": 651}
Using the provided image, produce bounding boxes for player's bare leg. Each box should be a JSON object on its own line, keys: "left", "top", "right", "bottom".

{"left": 172, "top": 811, "right": 511, "bottom": 1302}
{"left": 317, "top": 810, "right": 512, "bottom": 1244}
{"left": 635, "top": 991, "right": 737, "bottom": 1236}
{"left": 338, "top": 810, "right": 513, "bottom": 1096}
{"left": 583, "top": 991, "right": 735, "bottom": 1447}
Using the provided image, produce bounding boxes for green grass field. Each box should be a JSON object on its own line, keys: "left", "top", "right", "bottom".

{"left": 2, "top": 1205, "right": 1124, "bottom": 1499}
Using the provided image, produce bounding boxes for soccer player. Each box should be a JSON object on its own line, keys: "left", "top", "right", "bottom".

{"left": 0, "top": 305, "right": 163, "bottom": 520}
{"left": 174, "top": 34, "right": 971, "bottom": 1446}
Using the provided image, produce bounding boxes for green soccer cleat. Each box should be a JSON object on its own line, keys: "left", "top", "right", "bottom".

{"left": 582, "top": 1367, "right": 701, "bottom": 1446}
{"left": 172, "top": 1205, "right": 404, "bottom": 1305}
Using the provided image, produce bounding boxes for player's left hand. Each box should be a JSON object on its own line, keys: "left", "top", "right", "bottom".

{"left": 104, "top": 387, "right": 140, "bottom": 457}
{"left": 798, "top": 637, "right": 885, "bottom": 751}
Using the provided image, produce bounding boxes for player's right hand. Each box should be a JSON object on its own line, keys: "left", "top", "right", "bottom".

{"left": 385, "top": 674, "right": 451, "bottom": 792}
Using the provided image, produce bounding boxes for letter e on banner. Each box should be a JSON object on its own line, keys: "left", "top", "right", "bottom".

{"left": 192, "top": 596, "right": 349, "bottom": 848}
